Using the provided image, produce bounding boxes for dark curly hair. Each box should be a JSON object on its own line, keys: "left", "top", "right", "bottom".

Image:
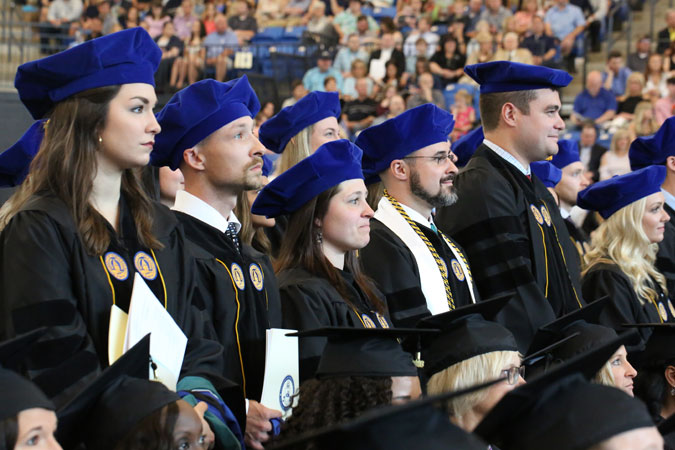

{"left": 275, "top": 376, "right": 393, "bottom": 449}
{"left": 112, "top": 401, "right": 180, "bottom": 450}
{"left": 634, "top": 360, "right": 675, "bottom": 422}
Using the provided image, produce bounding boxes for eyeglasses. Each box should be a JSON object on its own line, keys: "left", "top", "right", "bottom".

{"left": 403, "top": 151, "right": 457, "bottom": 166}
{"left": 501, "top": 366, "right": 525, "bottom": 385}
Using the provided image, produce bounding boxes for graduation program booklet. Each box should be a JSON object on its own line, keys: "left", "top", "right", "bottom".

{"left": 123, "top": 273, "right": 187, "bottom": 391}
{"left": 260, "top": 328, "right": 299, "bottom": 419}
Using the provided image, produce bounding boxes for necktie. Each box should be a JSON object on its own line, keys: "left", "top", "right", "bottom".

{"left": 225, "top": 221, "right": 241, "bottom": 253}
{"left": 430, "top": 222, "right": 439, "bottom": 234}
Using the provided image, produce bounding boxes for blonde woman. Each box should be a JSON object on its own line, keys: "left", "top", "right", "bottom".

{"left": 258, "top": 90, "right": 341, "bottom": 175}
{"left": 419, "top": 297, "right": 523, "bottom": 432}
{"left": 598, "top": 127, "right": 632, "bottom": 181}
{"left": 258, "top": 91, "right": 342, "bottom": 256}
{"left": 527, "top": 301, "right": 639, "bottom": 397}
{"left": 579, "top": 166, "right": 674, "bottom": 343}
{"left": 616, "top": 72, "right": 647, "bottom": 120}
{"left": 632, "top": 101, "right": 660, "bottom": 137}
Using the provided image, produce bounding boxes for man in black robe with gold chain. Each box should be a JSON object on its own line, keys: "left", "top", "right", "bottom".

{"left": 357, "top": 104, "right": 480, "bottom": 328}
{"left": 152, "top": 76, "right": 283, "bottom": 450}
{"left": 435, "top": 61, "right": 584, "bottom": 352}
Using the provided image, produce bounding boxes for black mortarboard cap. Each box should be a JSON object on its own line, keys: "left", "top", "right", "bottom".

{"left": 624, "top": 323, "right": 675, "bottom": 368}
{"left": 0, "top": 329, "right": 53, "bottom": 421}
{"left": 475, "top": 334, "right": 653, "bottom": 450}
{"left": 526, "top": 298, "right": 642, "bottom": 375}
{"left": 417, "top": 294, "right": 518, "bottom": 378}
{"left": 527, "top": 296, "right": 611, "bottom": 355}
{"left": 85, "top": 377, "right": 180, "bottom": 449}
{"left": 57, "top": 334, "right": 179, "bottom": 450}
{"left": 288, "top": 327, "right": 438, "bottom": 378}
{"left": 268, "top": 378, "right": 504, "bottom": 450}
{"left": 0, "top": 369, "right": 54, "bottom": 421}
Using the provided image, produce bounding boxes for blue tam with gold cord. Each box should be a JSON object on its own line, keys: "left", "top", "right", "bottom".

{"left": 464, "top": 61, "right": 572, "bottom": 93}
{"left": 577, "top": 165, "right": 666, "bottom": 219}
{"left": 629, "top": 116, "right": 675, "bottom": 170}
{"left": 0, "top": 120, "right": 46, "bottom": 187}
{"left": 151, "top": 76, "right": 260, "bottom": 170}
{"left": 551, "top": 139, "right": 581, "bottom": 169}
{"left": 251, "top": 139, "right": 363, "bottom": 218}
{"left": 453, "top": 126, "right": 484, "bottom": 168}
{"left": 15, "top": 28, "right": 161, "bottom": 120}
{"left": 357, "top": 104, "right": 455, "bottom": 184}
{"left": 258, "top": 91, "right": 341, "bottom": 154}
{"left": 531, "top": 161, "right": 562, "bottom": 188}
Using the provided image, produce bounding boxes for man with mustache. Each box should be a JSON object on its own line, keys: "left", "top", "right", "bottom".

{"left": 357, "top": 104, "right": 480, "bottom": 328}
{"left": 435, "top": 61, "right": 585, "bottom": 353}
{"left": 151, "top": 76, "right": 283, "bottom": 450}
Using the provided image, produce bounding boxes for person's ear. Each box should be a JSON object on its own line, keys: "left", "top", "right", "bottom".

{"left": 183, "top": 146, "right": 206, "bottom": 171}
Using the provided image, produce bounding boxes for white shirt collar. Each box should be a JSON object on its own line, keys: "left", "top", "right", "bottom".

{"left": 483, "top": 138, "right": 531, "bottom": 176}
{"left": 399, "top": 201, "right": 434, "bottom": 229}
{"left": 662, "top": 188, "right": 675, "bottom": 212}
{"left": 559, "top": 206, "right": 571, "bottom": 219}
{"left": 172, "top": 190, "right": 241, "bottom": 234}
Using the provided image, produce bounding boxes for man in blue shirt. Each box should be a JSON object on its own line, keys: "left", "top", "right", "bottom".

{"left": 571, "top": 70, "right": 617, "bottom": 127}
{"left": 544, "top": 0, "right": 586, "bottom": 70}
{"left": 602, "top": 50, "right": 632, "bottom": 97}
{"left": 521, "top": 16, "right": 558, "bottom": 67}
{"left": 333, "top": 33, "right": 369, "bottom": 78}
{"left": 203, "top": 14, "right": 239, "bottom": 82}
{"left": 302, "top": 50, "right": 344, "bottom": 92}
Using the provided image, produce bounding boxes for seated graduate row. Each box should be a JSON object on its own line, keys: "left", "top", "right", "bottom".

{"left": 1, "top": 26, "right": 675, "bottom": 449}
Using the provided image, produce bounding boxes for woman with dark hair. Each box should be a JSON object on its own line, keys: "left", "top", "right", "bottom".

{"left": 0, "top": 331, "right": 62, "bottom": 450}
{"left": 90, "top": 378, "right": 212, "bottom": 450}
{"left": 154, "top": 21, "right": 184, "bottom": 92}
{"left": 144, "top": 1, "right": 171, "bottom": 38}
{"left": 429, "top": 36, "right": 466, "bottom": 87}
{"left": 380, "top": 60, "right": 408, "bottom": 91}
{"left": 252, "top": 140, "right": 390, "bottom": 380}
{"left": 0, "top": 369, "right": 61, "bottom": 450}
{"left": 0, "top": 28, "right": 232, "bottom": 440}
{"left": 633, "top": 325, "right": 675, "bottom": 426}
{"left": 55, "top": 337, "right": 214, "bottom": 450}
{"left": 179, "top": 19, "right": 207, "bottom": 88}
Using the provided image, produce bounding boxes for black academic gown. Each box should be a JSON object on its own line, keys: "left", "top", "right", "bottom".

{"left": 360, "top": 219, "right": 479, "bottom": 327}
{"left": 657, "top": 415, "right": 675, "bottom": 450}
{"left": 657, "top": 203, "right": 675, "bottom": 297}
{"left": 435, "top": 146, "right": 584, "bottom": 352}
{"left": 278, "top": 268, "right": 390, "bottom": 381}
{"left": 0, "top": 193, "right": 225, "bottom": 408}
{"left": 582, "top": 262, "right": 674, "bottom": 343}
{"left": 563, "top": 216, "right": 589, "bottom": 266}
{"left": 175, "top": 212, "right": 282, "bottom": 402}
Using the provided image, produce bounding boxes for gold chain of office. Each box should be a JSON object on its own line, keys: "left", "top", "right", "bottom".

{"left": 383, "top": 189, "right": 459, "bottom": 310}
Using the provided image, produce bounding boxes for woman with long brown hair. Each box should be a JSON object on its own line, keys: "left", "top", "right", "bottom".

{"left": 251, "top": 139, "right": 390, "bottom": 381}
{"left": 0, "top": 29, "right": 230, "bottom": 438}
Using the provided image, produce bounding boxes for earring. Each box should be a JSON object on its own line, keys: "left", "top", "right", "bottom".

{"left": 98, "top": 136, "right": 103, "bottom": 143}
{"left": 670, "top": 387, "right": 675, "bottom": 396}
{"left": 315, "top": 229, "right": 323, "bottom": 244}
